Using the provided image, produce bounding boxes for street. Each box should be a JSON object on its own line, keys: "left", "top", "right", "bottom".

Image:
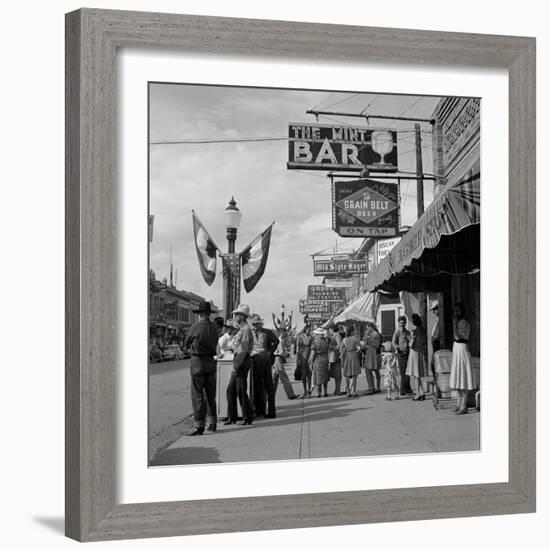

{"left": 148, "top": 358, "right": 193, "bottom": 458}
{"left": 149, "top": 360, "right": 480, "bottom": 466}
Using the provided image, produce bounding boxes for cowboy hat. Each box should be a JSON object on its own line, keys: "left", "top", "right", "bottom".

{"left": 249, "top": 313, "right": 264, "bottom": 324}
{"left": 313, "top": 327, "right": 327, "bottom": 336}
{"left": 232, "top": 304, "right": 250, "bottom": 317}
{"left": 192, "top": 300, "right": 213, "bottom": 314}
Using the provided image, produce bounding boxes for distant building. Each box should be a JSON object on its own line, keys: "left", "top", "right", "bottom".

{"left": 149, "top": 270, "right": 219, "bottom": 347}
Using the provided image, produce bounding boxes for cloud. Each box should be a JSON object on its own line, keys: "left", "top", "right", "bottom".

{"left": 149, "top": 84, "right": 440, "bottom": 326}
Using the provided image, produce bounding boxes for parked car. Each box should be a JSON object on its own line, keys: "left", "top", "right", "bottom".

{"left": 149, "top": 345, "right": 163, "bottom": 363}
{"left": 162, "top": 344, "right": 184, "bottom": 361}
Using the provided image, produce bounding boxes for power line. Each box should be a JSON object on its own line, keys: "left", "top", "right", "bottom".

{"left": 149, "top": 136, "right": 287, "bottom": 145}
{"left": 310, "top": 92, "right": 338, "bottom": 111}
{"left": 321, "top": 93, "right": 361, "bottom": 111}
{"left": 360, "top": 95, "right": 379, "bottom": 115}
{"left": 385, "top": 97, "right": 425, "bottom": 128}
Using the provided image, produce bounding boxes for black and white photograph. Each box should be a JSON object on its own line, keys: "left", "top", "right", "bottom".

{"left": 148, "top": 84, "right": 481, "bottom": 467}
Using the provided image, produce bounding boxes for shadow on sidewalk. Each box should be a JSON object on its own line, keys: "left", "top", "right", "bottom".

{"left": 150, "top": 446, "right": 221, "bottom": 466}
{"left": 218, "top": 403, "right": 373, "bottom": 433}
{"left": 275, "top": 395, "right": 352, "bottom": 411}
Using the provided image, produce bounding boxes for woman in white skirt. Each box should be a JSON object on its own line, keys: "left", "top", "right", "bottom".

{"left": 450, "top": 302, "right": 475, "bottom": 414}
{"left": 406, "top": 313, "right": 427, "bottom": 401}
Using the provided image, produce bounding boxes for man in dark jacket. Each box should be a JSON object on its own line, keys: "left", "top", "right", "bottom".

{"left": 183, "top": 301, "right": 219, "bottom": 435}
{"left": 249, "top": 314, "right": 279, "bottom": 418}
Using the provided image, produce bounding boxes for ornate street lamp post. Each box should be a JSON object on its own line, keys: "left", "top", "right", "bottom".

{"left": 193, "top": 197, "right": 273, "bottom": 322}
{"left": 222, "top": 197, "right": 242, "bottom": 319}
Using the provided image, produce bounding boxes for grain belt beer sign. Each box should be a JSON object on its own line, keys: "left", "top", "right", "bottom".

{"left": 299, "top": 299, "right": 343, "bottom": 315}
{"left": 313, "top": 255, "right": 369, "bottom": 276}
{"left": 287, "top": 122, "right": 398, "bottom": 172}
{"left": 307, "top": 285, "right": 345, "bottom": 302}
{"left": 332, "top": 178, "right": 399, "bottom": 238}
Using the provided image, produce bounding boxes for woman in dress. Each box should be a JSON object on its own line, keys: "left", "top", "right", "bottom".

{"left": 406, "top": 313, "right": 427, "bottom": 401}
{"left": 294, "top": 326, "right": 313, "bottom": 398}
{"left": 450, "top": 302, "right": 476, "bottom": 414}
{"left": 310, "top": 329, "right": 330, "bottom": 397}
{"left": 381, "top": 340, "right": 400, "bottom": 401}
{"left": 328, "top": 324, "right": 345, "bottom": 396}
{"left": 361, "top": 323, "right": 382, "bottom": 395}
{"left": 340, "top": 325, "right": 361, "bottom": 397}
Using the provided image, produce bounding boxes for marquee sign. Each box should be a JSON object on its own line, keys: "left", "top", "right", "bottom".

{"left": 332, "top": 178, "right": 400, "bottom": 237}
{"left": 287, "top": 123, "right": 398, "bottom": 172}
{"left": 313, "top": 256, "right": 369, "bottom": 276}
{"left": 299, "top": 299, "right": 344, "bottom": 315}
{"left": 307, "top": 285, "right": 345, "bottom": 301}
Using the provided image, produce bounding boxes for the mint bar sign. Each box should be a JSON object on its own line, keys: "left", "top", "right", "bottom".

{"left": 287, "top": 123, "right": 397, "bottom": 172}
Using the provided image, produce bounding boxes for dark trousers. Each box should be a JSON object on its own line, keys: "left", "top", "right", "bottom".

{"left": 190, "top": 357, "right": 217, "bottom": 428}
{"left": 396, "top": 351, "right": 412, "bottom": 394}
{"left": 251, "top": 352, "right": 276, "bottom": 417}
{"left": 226, "top": 355, "right": 253, "bottom": 422}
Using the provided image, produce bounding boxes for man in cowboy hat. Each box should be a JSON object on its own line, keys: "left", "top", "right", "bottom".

{"left": 249, "top": 313, "right": 279, "bottom": 418}
{"left": 225, "top": 304, "right": 254, "bottom": 425}
{"left": 183, "top": 300, "right": 219, "bottom": 436}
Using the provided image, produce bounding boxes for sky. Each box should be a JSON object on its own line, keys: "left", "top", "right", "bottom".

{"left": 149, "top": 83, "right": 441, "bottom": 328}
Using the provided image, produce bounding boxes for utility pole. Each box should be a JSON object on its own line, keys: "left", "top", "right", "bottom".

{"left": 415, "top": 123, "right": 424, "bottom": 219}
{"left": 414, "top": 122, "right": 429, "bottom": 365}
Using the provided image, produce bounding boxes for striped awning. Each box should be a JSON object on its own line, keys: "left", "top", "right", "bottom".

{"left": 331, "top": 291, "right": 380, "bottom": 324}
{"left": 365, "top": 164, "right": 480, "bottom": 292}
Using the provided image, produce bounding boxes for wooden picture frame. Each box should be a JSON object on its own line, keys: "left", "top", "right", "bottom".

{"left": 65, "top": 8, "right": 536, "bottom": 542}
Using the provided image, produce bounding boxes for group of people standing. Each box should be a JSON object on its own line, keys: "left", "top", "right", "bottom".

{"left": 294, "top": 322, "right": 384, "bottom": 399}
{"left": 181, "top": 298, "right": 477, "bottom": 436}
{"left": 294, "top": 300, "right": 476, "bottom": 414}
{"left": 182, "top": 301, "right": 297, "bottom": 436}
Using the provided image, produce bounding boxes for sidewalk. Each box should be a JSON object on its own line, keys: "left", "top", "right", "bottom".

{"left": 151, "top": 363, "right": 480, "bottom": 466}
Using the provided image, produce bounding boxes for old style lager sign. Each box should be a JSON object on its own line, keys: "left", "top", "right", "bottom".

{"left": 287, "top": 123, "right": 398, "bottom": 172}
{"left": 332, "top": 178, "right": 399, "bottom": 237}
{"left": 307, "top": 285, "right": 345, "bottom": 301}
{"left": 299, "top": 299, "right": 343, "bottom": 315}
{"left": 313, "top": 256, "right": 369, "bottom": 276}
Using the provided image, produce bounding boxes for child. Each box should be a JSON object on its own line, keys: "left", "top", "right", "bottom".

{"left": 382, "top": 341, "right": 400, "bottom": 401}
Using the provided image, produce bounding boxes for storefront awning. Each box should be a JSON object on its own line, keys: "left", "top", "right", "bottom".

{"left": 331, "top": 291, "right": 380, "bottom": 324}
{"left": 365, "top": 165, "right": 480, "bottom": 293}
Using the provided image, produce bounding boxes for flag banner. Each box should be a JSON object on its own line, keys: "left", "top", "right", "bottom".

{"left": 192, "top": 210, "right": 220, "bottom": 286}
{"left": 241, "top": 224, "right": 273, "bottom": 293}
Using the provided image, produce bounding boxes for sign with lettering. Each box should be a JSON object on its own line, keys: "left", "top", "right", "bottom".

{"left": 307, "top": 285, "right": 345, "bottom": 301}
{"left": 163, "top": 301, "right": 177, "bottom": 319}
{"left": 324, "top": 278, "right": 353, "bottom": 288}
{"left": 313, "top": 257, "right": 369, "bottom": 276}
{"left": 299, "top": 299, "right": 344, "bottom": 315}
{"left": 305, "top": 314, "right": 331, "bottom": 322}
{"left": 376, "top": 237, "right": 401, "bottom": 264}
{"left": 332, "top": 179, "right": 399, "bottom": 238}
{"left": 287, "top": 122, "right": 398, "bottom": 172}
